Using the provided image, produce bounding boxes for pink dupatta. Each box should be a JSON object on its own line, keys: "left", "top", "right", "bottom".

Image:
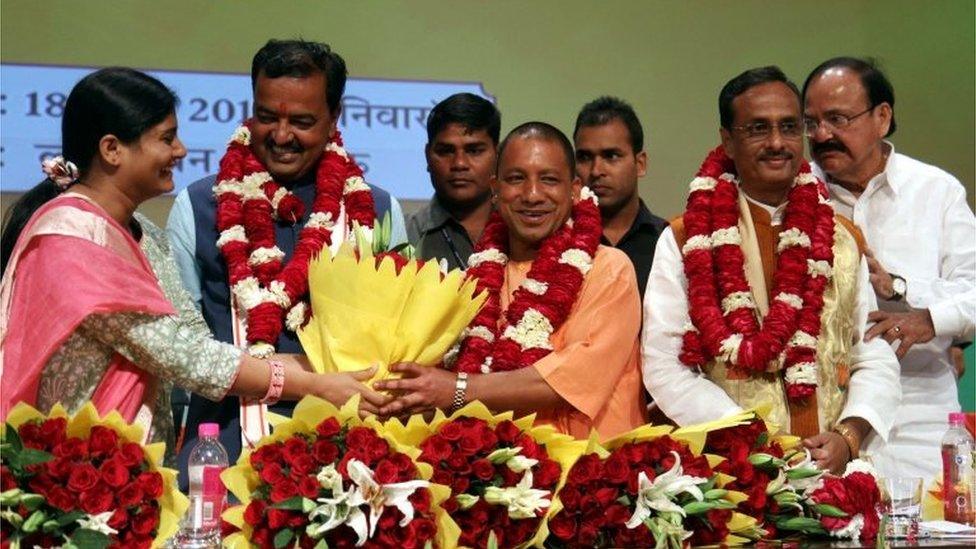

{"left": 0, "top": 194, "right": 175, "bottom": 422}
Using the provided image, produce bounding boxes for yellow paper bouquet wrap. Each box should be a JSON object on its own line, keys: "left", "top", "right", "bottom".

{"left": 221, "top": 395, "right": 460, "bottom": 548}
{"left": 383, "top": 401, "right": 587, "bottom": 549}
{"left": 297, "top": 244, "right": 486, "bottom": 384}
{"left": 0, "top": 402, "right": 187, "bottom": 548}
{"left": 544, "top": 412, "right": 759, "bottom": 548}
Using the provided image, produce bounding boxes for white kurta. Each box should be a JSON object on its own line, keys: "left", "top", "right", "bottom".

{"left": 815, "top": 144, "right": 976, "bottom": 483}
{"left": 641, "top": 194, "right": 901, "bottom": 456}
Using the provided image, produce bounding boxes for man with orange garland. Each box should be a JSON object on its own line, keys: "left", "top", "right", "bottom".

{"left": 167, "top": 39, "right": 404, "bottom": 472}
{"left": 641, "top": 66, "right": 900, "bottom": 474}
{"left": 375, "top": 122, "right": 647, "bottom": 440}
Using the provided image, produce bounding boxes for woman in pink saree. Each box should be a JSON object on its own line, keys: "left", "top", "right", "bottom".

{"left": 0, "top": 68, "right": 385, "bottom": 462}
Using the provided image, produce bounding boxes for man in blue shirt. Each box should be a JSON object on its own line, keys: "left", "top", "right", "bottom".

{"left": 167, "top": 39, "right": 405, "bottom": 475}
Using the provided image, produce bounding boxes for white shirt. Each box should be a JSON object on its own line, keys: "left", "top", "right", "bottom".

{"left": 814, "top": 145, "right": 975, "bottom": 481}
{"left": 641, "top": 192, "right": 901, "bottom": 444}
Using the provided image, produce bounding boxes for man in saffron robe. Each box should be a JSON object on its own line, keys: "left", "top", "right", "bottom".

{"left": 641, "top": 66, "right": 901, "bottom": 474}
{"left": 375, "top": 122, "right": 647, "bottom": 440}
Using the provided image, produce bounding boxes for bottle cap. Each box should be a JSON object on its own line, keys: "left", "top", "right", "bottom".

{"left": 198, "top": 423, "right": 220, "bottom": 438}
{"left": 948, "top": 412, "right": 967, "bottom": 425}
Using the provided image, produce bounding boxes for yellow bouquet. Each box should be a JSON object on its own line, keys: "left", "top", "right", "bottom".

{"left": 298, "top": 243, "right": 485, "bottom": 383}
{"left": 0, "top": 402, "right": 187, "bottom": 548}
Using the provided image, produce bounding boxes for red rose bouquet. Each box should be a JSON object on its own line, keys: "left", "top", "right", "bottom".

{"left": 221, "top": 396, "right": 458, "bottom": 548}
{"left": 703, "top": 410, "right": 881, "bottom": 542}
{"left": 0, "top": 402, "right": 186, "bottom": 549}
{"left": 384, "top": 402, "right": 584, "bottom": 549}
{"left": 546, "top": 422, "right": 756, "bottom": 548}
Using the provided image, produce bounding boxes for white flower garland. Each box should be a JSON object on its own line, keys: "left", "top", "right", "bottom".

{"left": 502, "top": 308, "right": 555, "bottom": 351}
{"left": 558, "top": 248, "right": 593, "bottom": 275}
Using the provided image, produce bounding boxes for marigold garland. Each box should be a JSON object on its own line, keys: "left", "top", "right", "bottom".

{"left": 451, "top": 188, "right": 602, "bottom": 374}
{"left": 213, "top": 123, "right": 375, "bottom": 357}
{"left": 679, "top": 146, "right": 835, "bottom": 400}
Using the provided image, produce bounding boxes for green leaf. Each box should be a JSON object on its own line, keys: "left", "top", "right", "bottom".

{"left": 4, "top": 422, "right": 24, "bottom": 451}
{"left": 17, "top": 448, "right": 53, "bottom": 468}
{"left": 20, "top": 493, "right": 45, "bottom": 511}
{"left": 271, "top": 496, "right": 314, "bottom": 512}
{"left": 487, "top": 530, "right": 500, "bottom": 549}
{"left": 274, "top": 528, "right": 295, "bottom": 549}
{"left": 785, "top": 467, "right": 822, "bottom": 480}
{"left": 42, "top": 518, "right": 61, "bottom": 534}
{"left": 775, "top": 516, "right": 827, "bottom": 534}
{"left": 813, "top": 503, "right": 849, "bottom": 518}
{"left": 682, "top": 501, "right": 716, "bottom": 515}
{"left": 615, "top": 494, "right": 632, "bottom": 506}
{"left": 21, "top": 509, "right": 46, "bottom": 533}
{"left": 69, "top": 528, "right": 111, "bottom": 549}
{"left": 756, "top": 431, "right": 769, "bottom": 449}
{"left": 313, "top": 539, "right": 330, "bottom": 549}
{"left": 703, "top": 488, "right": 728, "bottom": 500}
{"left": 56, "top": 510, "right": 86, "bottom": 527}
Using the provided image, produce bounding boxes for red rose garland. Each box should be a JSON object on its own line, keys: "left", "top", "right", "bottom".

{"left": 679, "top": 146, "right": 835, "bottom": 400}
{"left": 451, "top": 189, "right": 602, "bottom": 374}
{"left": 213, "top": 123, "right": 375, "bottom": 357}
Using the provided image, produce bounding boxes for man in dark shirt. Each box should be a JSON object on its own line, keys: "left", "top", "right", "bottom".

{"left": 407, "top": 93, "right": 500, "bottom": 270}
{"left": 573, "top": 97, "right": 667, "bottom": 299}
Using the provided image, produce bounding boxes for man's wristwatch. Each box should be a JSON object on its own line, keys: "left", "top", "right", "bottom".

{"left": 450, "top": 372, "right": 469, "bottom": 414}
{"left": 889, "top": 273, "right": 907, "bottom": 302}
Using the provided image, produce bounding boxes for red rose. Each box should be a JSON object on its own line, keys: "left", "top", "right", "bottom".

{"left": 118, "top": 442, "right": 146, "bottom": 467}
{"left": 0, "top": 466, "right": 15, "bottom": 491}
{"left": 471, "top": 459, "right": 495, "bottom": 481}
{"left": 44, "top": 456, "right": 73, "bottom": 480}
{"left": 432, "top": 469, "right": 453, "bottom": 487}
{"left": 136, "top": 471, "right": 163, "bottom": 499}
{"left": 568, "top": 454, "right": 601, "bottom": 484}
{"left": 88, "top": 425, "right": 120, "bottom": 457}
{"left": 121, "top": 531, "right": 154, "bottom": 549}
{"left": 47, "top": 486, "right": 77, "bottom": 511}
{"left": 315, "top": 417, "right": 341, "bottom": 438}
{"left": 259, "top": 462, "right": 286, "bottom": 485}
{"left": 117, "top": 482, "right": 144, "bottom": 507}
{"left": 593, "top": 487, "right": 618, "bottom": 507}
{"left": 410, "top": 488, "right": 431, "bottom": 514}
{"left": 54, "top": 437, "right": 89, "bottom": 459}
{"left": 290, "top": 454, "right": 318, "bottom": 477}
{"left": 494, "top": 420, "right": 520, "bottom": 444}
{"left": 281, "top": 437, "right": 309, "bottom": 465}
{"left": 269, "top": 479, "right": 298, "bottom": 503}
{"left": 548, "top": 513, "right": 577, "bottom": 540}
{"left": 450, "top": 475, "right": 470, "bottom": 494}
{"left": 345, "top": 427, "right": 375, "bottom": 450}
{"left": 131, "top": 509, "right": 160, "bottom": 535}
{"left": 458, "top": 431, "right": 482, "bottom": 455}
{"left": 534, "top": 459, "right": 561, "bottom": 487}
{"left": 267, "top": 508, "right": 291, "bottom": 529}
{"left": 367, "top": 437, "right": 390, "bottom": 462}
{"left": 559, "top": 486, "right": 581, "bottom": 511}
{"left": 312, "top": 439, "right": 339, "bottom": 465}
{"left": 38, "top": 417, "right": 67, "bottom": 448}
{"left": 100, "top": 459, "right": 132, "bottom": 488}
{"left": 18, "top": 422, "right": 43, "bottom": 448}
{"left": 438, "top": 421, "right": 463, "bottom": 441}
{"left": 478, "top": 425, "right": 498, "bottom": 450}
{"left": 603, "top": 453, "right": 630, "bottom": 485}
{"left": 516, "top": 436, "right": 541, "bottom": 459}
{"left": 28, "top": 472, "right": 55, "bottom": 495}
{"left": 108, "top": 507, "right": 129, "bottom": 530}
{"left": 251, "top": 527, "right": 272, "bottom": 547}
{"left": 298, "top": 476, "right": 320, "bottom": 499}
{"left": 67, "top": 463, "right": 99, "bottom": 493}
{"left": 412, "top": 517, "right": 437, "bottom": 544}
{"left": 80, "top": 485, "right": 114, "bottom": 514}
{"left": 250, "top": 443, "right": 282, "bottom": 468}
{"left": 243, "top": 499, "right": 267, "bottom": 526}
{"left": 374, "top": 459, "right": 399, "bottom": 484}
{"left": 419, "top": 435, "right": 452, "bottom": 462}
{"left": 445, "top": 451, "right": 470, "bottom": 472}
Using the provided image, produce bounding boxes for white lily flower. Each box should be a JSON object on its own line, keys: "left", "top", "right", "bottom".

{"left": 346, "top": 458, "right": 430, "bottom": 542}
{"left": 625, "top": 451, "right": 708, "bottom": 529}
{"left": 307, "top": 480, "right": 368, "bottom": 542}
{"left": 506, "top": 454, "right": 539, "bottom": 473}
{"left": 76, "top": 511, "right": 118, "bottom": 536}
{"left": 317, "top": 464, "right": 343, "bottom": 491}
{"left": 483, "top": 470, "right": 551, "bottom": 519}
{"left": 485, "top": 446, "right": 539, "bottom": 473}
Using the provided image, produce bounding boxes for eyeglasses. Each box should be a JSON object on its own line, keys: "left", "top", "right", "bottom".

{"left": 803, "top": 105, "right": 875, "bottom": 137}
{"left": 730, "top": 120, "right": 803, "bottom": 141}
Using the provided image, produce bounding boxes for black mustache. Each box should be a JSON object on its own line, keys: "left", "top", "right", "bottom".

{"left": 812, "top": 140, "right": 847, "bottom": 155}
{"left": 265, "top": 140, "right": 303, "bottom": 154}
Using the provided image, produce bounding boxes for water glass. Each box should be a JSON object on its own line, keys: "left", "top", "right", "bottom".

{"left": 880, "top": 477, "right": 923, "bottom": 540}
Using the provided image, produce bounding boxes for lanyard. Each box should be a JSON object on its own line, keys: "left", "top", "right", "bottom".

{"left": 440, "top": 227, "right": 467, "bottom": 270}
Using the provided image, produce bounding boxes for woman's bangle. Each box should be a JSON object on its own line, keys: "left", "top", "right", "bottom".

{"left": 260, "top": 360, "right": 286, "bottom": 405}
{"left": 832, "top": 422, "right": 860, "bottom": 460}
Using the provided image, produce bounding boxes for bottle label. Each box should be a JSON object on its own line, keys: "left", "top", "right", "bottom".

{"left": 201, "top": 465, "right": 226, "bottom": 528}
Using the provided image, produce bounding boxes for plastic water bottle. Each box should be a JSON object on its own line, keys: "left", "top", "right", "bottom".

{"left": 941, "top": 412, "right": 975, "bottom": 525}
{"left": 177, "top": 423, "right": 228, "bottom": 547}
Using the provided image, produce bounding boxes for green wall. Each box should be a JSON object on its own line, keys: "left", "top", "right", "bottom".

{"left": 1, "top": 0, "right": 973, "bottom": 408}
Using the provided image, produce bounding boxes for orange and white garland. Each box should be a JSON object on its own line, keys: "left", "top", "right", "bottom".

{"left": 214, "top": 123, "right": 375, "bottom": 357}
{"left": 678, "top": 147, "right": 835, "bottom": 400}
{"left": 451, "top": 188, "right": 602, "bottom": 374}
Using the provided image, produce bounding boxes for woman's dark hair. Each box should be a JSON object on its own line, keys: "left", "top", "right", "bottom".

{"left": 1, "top": 67, "right": 178, "bottom": 274}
